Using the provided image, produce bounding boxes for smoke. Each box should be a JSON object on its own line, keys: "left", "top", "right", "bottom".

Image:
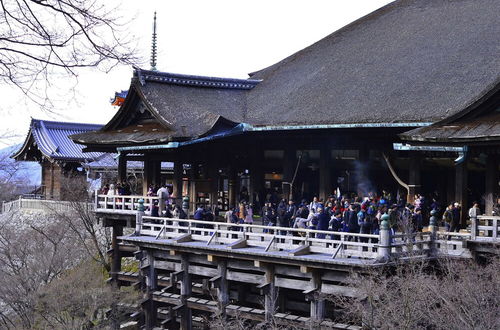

{"left": 353, "top": 160, "right": 376, "bottom": 197}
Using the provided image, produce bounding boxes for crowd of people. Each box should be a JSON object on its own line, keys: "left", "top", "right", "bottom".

{"left": 99, "top": 180, "right": 490, "bottom": 237}
{"left": 221, "top": 191, "right": 484, "bottom": 238}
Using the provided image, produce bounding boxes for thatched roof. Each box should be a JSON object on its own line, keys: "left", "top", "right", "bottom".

{"left": 73, "top": 0, "right": 500, "bottom": 149}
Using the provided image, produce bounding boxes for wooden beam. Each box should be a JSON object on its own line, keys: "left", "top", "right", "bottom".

{"left": 263, "top": 264, "right": 277, "bottom": 322}
{"left": 289, "top": 244, "right": 310, "bottom": 256}
{"left": 173, "top": 233, "right": 192, "bottom": 243}
{"left": 229, "top": 238, "right": 248, "bottom": 249}
{"left": 180, "top": 254, "right": 192, "bottom": 330}
{"left": 300, "top": 266, "right": 313, "bottom": 274}
{"left": 310, "top": 270, "right": 325, "bottom": 322}
{"left": 216, "top": 259, "right": 229, "bottom": 317}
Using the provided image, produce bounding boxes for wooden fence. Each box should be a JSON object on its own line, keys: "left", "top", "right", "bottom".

{"left": 1, "top": 198, "right": 91, "bottom": 214}
{"left": 136, "top": 216, "right": 439, "bottom": 261}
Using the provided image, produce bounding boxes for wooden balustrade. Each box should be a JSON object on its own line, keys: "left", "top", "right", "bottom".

{"left": 475, "top": 215, "right": 500, "bottom": 239}
{"left": 135, "top": 216, "right": 438, "bottom": 260}
{"left": 1, "top": 198, "right": 90, "bottom": 214}
{"left": 95, "top": 194, "right": 160, "bottom": 212}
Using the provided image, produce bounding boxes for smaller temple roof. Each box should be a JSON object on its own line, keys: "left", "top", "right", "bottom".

{"left": 400, "top": 112, "right": 500, "bottom": 145}
{"left": 12, "top": 119, "right": 104, "bottom": 162}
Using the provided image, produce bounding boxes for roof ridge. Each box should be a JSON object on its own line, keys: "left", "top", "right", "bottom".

{"left": 31, "top": 118, "right": 103, "bottom": 128}
{"left": 135, "top": 68, "right": 261, "bottom": 90}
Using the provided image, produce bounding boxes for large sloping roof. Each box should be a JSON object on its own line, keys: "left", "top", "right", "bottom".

{"left": 247, "top": 0, "right": 500, "bottom": 126}
{"left": 12, "top": 119, "right": 103, "bottom": 162}
{"left": 72, "top": 70, "right": 257, "bottom": 146}
{"left": 73, "top": 0, "right": 500, "bottom": 149}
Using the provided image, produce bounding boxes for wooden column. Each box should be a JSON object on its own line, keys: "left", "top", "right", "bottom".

{"left": 264, "top": 264, "right": 277, "bottom": 322}
{"left": 208, "top": 158, "right": 219, "bottom": 209}
{"left": 173, "top": 160, "right": 183, "bottom": 202}
{"left": 216, "top": 258, "right": 229, "bottom": 317}
{"left": 319, "top": 146, "right": 331, "bottom": 202}
{"left": 144, "top": 250, "right": 158, "bottom": 329}
{"left": 485, "top": 155, "right": 498, "bottom": 215}
{"left": 110, "top": 225, "right": 123, "bottom": 287}
{"left": 310, "top": 270, "right": 325, "bottom": 322}
{"left": 283, "top": 148, "right": 295, "bottom": 201}
{"left": 455, "top": 157, "right": 469, "bottom": 227}
{"left": 180, "top": 254, "right": 192, "bottom": 330}
{"left": 250, "top": 148, "right": 265, "bottom": 208}
{"left": 117, "top": 153, "right": 127, "bottom": 183}
{"left": 408, "top": 154, "right": 422, "bottom": 203}
{"left": 142, "top": 155, "right": 152, "bottom": 195}
{"left": 228, "top": 166, "right": 237, "bottom": 208}
{"left": 446, "top": 170, "right": 455, "bottom": 205}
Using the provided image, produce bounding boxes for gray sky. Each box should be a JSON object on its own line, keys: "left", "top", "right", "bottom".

{"left": 1, "top": 0, "right": 392, "bottom": 145}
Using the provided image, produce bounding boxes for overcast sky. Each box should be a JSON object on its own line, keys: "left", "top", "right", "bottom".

{"left": 1, "top": 0, "right": 392, "bottom": 146}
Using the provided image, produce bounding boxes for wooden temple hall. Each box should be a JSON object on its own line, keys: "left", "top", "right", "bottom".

{"left": 70, "top": 0, "right": 500, "bottom": 328}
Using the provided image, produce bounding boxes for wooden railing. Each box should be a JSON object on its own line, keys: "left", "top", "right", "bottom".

{"left": 1, "top": 198, "right": 89, "bottom": 214}
{"left": 133, "top": 215, "right": 445, "bottom": 261}
{"left": 472, "top": 215, "right": 500, "bottom": 239}
{"left": 95, "top": 194, "right": 160, "bottom": 212}
{"left": 139, "top": 216, "right": 382, "bottom": 260}
{"left": 94, "top": 194, "right": 180, "bottom": 213}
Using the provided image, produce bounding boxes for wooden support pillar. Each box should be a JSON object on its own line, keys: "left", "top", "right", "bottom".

{"left": 455, "top": 157, "right": 469, "bottom": 227}
{"left": 117, "top": 153, "right": 127, "bottom": 183}
{"left": 485, "top": 155, "right": 498, "bottom": 215}
{"left": 283, "top": 148, "right": 295, "bottom": 201}
{"left": 250, "top": 148, "right": 264, "bottom": 208}
{"left": 215, "top": 258, "right": 228, "bottom": 317}
{"left": 143, "top": 155, "right": 152, "bottom": 195}
{"left": 263, "top": 264, "right": 277, "bottom": 322}
{"left": 408, "top": 154, "right": 421, "bottom": 204}
{"left": 144, "top": 250, "right": 158, "bottom": 329}
{"left": 180, "top": 254, "right": 192, "bottom": 330}
{"left": 188, "top": 163, "right": 198, "bottom": 214}
{"left": 111, "top": 225, "right": 123, "bottom": 287}
{"left": 446, "top": 170, "right": 455, "bottom": 205}
{"left": 208, "top": 162, "right": 219, "bottom": 209}
{"left": 310, "top": 270, "right": 325, "bottom": 323}
{"left": 173, "top": 161, "right": 183, "bottom": 201}
{"left": 319, "top": 146, "right": 331, "bottom": 202}
{"left": 228, "top": 166, "right": 237, "bottom": 208}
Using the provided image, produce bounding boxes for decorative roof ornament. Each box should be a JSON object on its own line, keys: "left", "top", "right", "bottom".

{"left": 150, "top": 11, "right": 158, "bottom": 71}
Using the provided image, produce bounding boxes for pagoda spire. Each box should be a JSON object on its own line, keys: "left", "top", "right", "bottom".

{"left": 150, "top": 11, "right": 158, "bottom": 71}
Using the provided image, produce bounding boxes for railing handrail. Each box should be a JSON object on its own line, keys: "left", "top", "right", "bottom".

{"left": 1, "top": 198, "right": 92, "bottom": 214}
{"left": 141, "top": 215, "right": 380, "bottom": 239}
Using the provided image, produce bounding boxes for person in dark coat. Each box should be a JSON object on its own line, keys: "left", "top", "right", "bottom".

{"left": 316, "top": 207, "right": 330, "bottom": 239}
{"left": 262, "top": 202, "right": 277, "bottom": 233}
{"left": 345, "top": 204, "right": 360, "bottom": 234}
{"left": 451, "top": 202, "right": 461, "bottom": 232}
{"left": 276, "top": 200, "right": 288, "bottom": 227}
{"left": 285, "top": 200, "right": 297, "bottom": 227}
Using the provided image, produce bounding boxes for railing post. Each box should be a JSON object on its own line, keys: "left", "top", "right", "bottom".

{"left": 493, "top": 218, "right": 498, "bottom": 239}
{"left": 135, "top": 199, "right": 145, "bottom": 235}
{"left": 428, "top": 209, "right": 438, "bottom": 255}
{"left": 182, "top": 196, "right": 189, "bottom": 217}
{"left": 94, "top": 189, "right": 98, "bottom": 209}
{"left": 470, "top": 215, "right": 477, "bottom": 240}
{"left": 378, "top": 213, "right": 391, "bottom": 261}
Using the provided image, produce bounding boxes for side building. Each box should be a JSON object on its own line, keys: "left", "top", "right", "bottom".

{"left": 12, "top": 119, "right": 103, "bottom": 200}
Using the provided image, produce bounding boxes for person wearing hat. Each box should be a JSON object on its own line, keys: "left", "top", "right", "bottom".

{"left": 451, "top": 202, "right": 461, "bottom": 232}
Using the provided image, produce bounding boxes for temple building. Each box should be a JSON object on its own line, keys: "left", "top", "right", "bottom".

{"left": 72, "top": 0, "right": 500, "bottom": 223}
{"left": 12, "top": 119, "right": 103, "bottom": 199}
